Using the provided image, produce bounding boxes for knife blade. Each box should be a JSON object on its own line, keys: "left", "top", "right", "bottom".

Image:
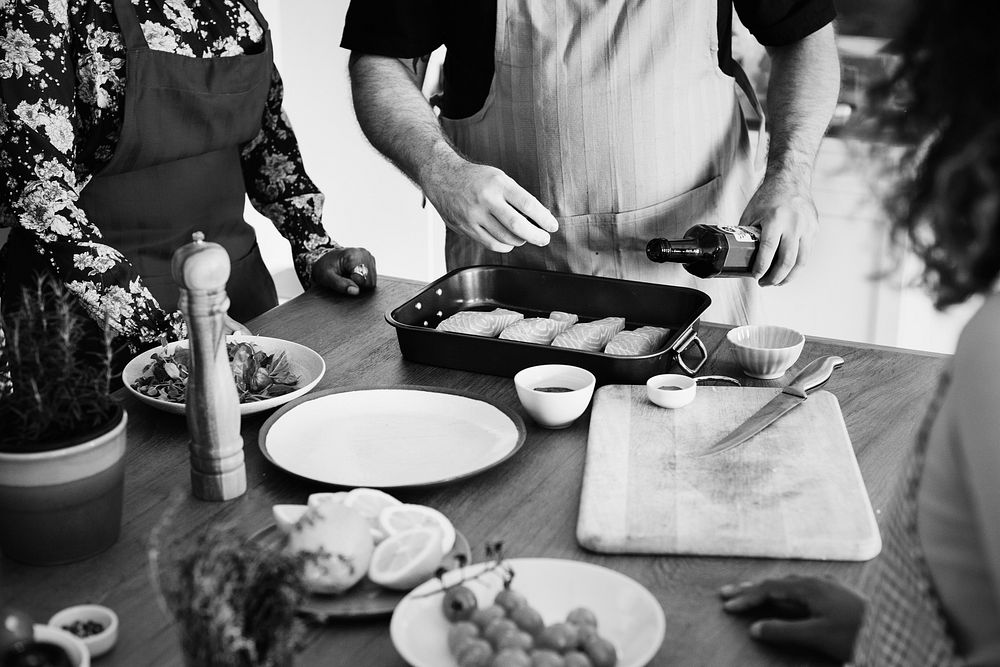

{"left": 695, "top": 355, "right": 845, "bottom": 457}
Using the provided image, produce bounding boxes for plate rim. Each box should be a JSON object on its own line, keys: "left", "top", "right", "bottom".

{"left": 257, "top": 385, "right": 527, "bottom": 489}
{"left": 389, "top": 556, "right": 667, "bottom": 667}
{"left": 122, "top": 334, "right": 325, "bottom": 416}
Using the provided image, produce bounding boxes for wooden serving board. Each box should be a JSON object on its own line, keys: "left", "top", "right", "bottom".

{"left": 577, "top": 385, "right": 881, "bottom": 561}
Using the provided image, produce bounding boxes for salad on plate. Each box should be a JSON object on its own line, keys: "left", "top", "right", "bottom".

{"left": 130, "top": 340, "right": 300, "bottom": 404}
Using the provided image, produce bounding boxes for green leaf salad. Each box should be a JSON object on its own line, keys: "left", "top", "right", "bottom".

{"left": 131, "top": 341, "right": 300, "bottom": 403}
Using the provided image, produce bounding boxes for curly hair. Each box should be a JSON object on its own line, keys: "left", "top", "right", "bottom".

{"left": 869, "top": 1, "right": 1000, "bottom": 308}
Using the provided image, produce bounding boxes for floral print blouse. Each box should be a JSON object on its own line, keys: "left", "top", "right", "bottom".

{"left": 0, "top": 0, "right": 340, "bottom": 351}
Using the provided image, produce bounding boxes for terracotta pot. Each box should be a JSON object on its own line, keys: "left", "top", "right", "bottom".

{"left": 0, "top": 406, "right": 127, "bottom": 565}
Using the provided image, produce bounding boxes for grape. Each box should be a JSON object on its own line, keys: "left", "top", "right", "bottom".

{"left": 566, "top": 607, "right": 598, "bottom": 630}
{"left": 494, "top": 588, "right": 528, "bottom": 612}
{"left": 496, "top": 630, "right": 534, "bottom": 652}
{"left": 492, "top": 648, "right": 532, "bottom": 667}
{"left": 448, "top": 621, "right": 481, "bottom": 654}
{"left": 483, "top": 618, "right": 519, "bottom": 648}
{"left": 509, "top": 605, "right": 544, "bottom": 636}
{"left": 471, "top": 605, "right": 507, "bottom": 631}
{"left": 563, "top": 652, "right": 594, "bottom": 667}
{"left": 529, "top": 649, "right": 566, "bottom": 667}
{"left": 443, "top": 585, "right": 479, "bottom": 623}
{"left": 457, "top": 638, "right": 495, "bottom": 667}
{"left": 581, "top": 635, "right": 617, "bottom": 667}
{"left": 536, "top": 623, "right": 579, "bottom": 653}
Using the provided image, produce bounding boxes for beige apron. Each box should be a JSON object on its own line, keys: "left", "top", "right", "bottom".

{"left": 440, "top": 0, "right": 764, "bottom": 325}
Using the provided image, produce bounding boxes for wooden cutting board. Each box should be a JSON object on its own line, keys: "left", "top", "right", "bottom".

{"left": 577, "top": 385, "right": 881, "bottom": 560}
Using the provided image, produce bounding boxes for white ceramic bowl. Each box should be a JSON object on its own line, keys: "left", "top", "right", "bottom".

{"left": 513, "top": 365, "right": 596, "bottom": 429}
{"left": 646, "top": 374, "right": 697, "bottom": 409}
{"left": 32, "top": 624, "right": 90, "bottom": 667}
{"left": 48, "top": 605, "right": 118, "bottom": 659}
{"left": 727, "top": 325, "right": 805, "bottom": 379}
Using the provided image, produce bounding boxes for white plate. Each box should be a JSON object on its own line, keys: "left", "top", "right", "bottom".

{"left": 258, "top": 387, "right": 526, "bottom": 488}
{"left": 390, "top": 558, "right": 666, "bottom": 667}
{"left": 123, "top": 335, "right": 325, "bottom": 415}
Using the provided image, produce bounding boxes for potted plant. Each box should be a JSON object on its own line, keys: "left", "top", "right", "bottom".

{"left": 149, "top": 500, "right": 306, "bottom": 667}
{"left": 0, "top": 277, "right": 127, "bottom": 565}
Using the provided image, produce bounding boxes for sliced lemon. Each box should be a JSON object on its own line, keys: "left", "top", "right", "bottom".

{"left": 272, "top": 504, "right": 308, "bottom": 534}
{"left": 286, "top": 502, "right": 374, "bottom": 594}
{"left": 344, "top": 488, "right": 402, "bottom": 543}
{"left": 378, "top": 503, "right": 456, "bottom": 554}
{"left": 367, "top": 527, "right": 444, "bottom": 591}
{"left": 307, "top": 492, "right": 348, "bottom": 509}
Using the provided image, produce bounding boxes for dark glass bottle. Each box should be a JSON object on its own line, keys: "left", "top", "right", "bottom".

{"left": 645, "top": 224, "right": 760, "bottom": 278}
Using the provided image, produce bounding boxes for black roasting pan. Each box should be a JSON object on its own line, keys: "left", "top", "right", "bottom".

{"left": 385, "top": 265, "right": 711, "bottom": 384}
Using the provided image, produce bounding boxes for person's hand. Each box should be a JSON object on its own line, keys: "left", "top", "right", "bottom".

{"left": 311, "top": 247, "right": 377, "bottom": 296}
{"left": 423, "top": 156, "right": 559, "bottom": 252}
{"left": 719, "top": 575, "right": 864, "bottom": 662}
{"left": 739, "top": 171, "right": 819, "bottom": 286}
{"left": 223, "top": 315, "right": 251, "bottom": 336}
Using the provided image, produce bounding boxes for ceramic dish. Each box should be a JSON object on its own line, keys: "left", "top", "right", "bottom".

{"left": 32, "top": 624, "right": 89, "bottom": 667}
{"left": 514, "top": 364, "right": 596, "bottom": 429}
{"left": 646, "top": 373, "right": 697, "bottom": 409}
{"left": 252, "top": 524, "right": 471, "bottom": 619}
{"left": 390, "top": 557, "right": 666, "bottom": 667}
{"left": 122, "top": 335, "right": 325, "bottom": 415}
{"left": 726, "top": 325, "right": 805, "bottom": 380}
{"left": 259, "top": 386, "right": 526, "bottom": 488}
{"left": 48, "top": 605, "right": 118, "bottom": 658}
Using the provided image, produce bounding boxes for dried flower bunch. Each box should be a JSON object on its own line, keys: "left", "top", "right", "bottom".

{"left": 0, "top": 276, "right": 117, "bottom": 452}
{"left": 149, "top": 499, "right": 306, "bottom": 667}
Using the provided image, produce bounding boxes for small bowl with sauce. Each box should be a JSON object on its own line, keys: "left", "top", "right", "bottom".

{"left": 646, "top": 374, "right": 696, "bottom": 409}
{"left": 514, "top": 365, "right": 597, "bottom": 429}
{"left": 48, "top": 604, "right": 117, "bottom": 660}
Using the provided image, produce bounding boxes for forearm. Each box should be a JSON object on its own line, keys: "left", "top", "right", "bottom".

{"left": 763, "top": 24, "right": 839, "bottom": 184}
{"left": 348, "top": 52, "right": 463, "bottom": 189}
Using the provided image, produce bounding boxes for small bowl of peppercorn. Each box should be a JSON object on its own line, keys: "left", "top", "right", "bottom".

{"left": 48, "top": 605, "right": 118, "bottom": 659}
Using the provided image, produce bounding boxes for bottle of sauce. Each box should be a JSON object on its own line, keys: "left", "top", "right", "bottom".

{"left": 645, "top": 224, "right": 759, "bottom": 278}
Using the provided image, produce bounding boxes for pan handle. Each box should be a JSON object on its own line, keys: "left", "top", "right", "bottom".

{"left": 675, "top": 332, "right": 707, "bottom": 375}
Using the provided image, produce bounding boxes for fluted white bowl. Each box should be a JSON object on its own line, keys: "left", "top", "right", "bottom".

{"left": 726, "top": 325, "right": 805, "bottom": 380}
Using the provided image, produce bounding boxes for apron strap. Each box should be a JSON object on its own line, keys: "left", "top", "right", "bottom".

{"left": 111, "top": 0, "right": 149, "bottom": 51}
{"left": 240, "top": 0, "right": 270, "bottom": 33}
{"left": 731, "top": 60, "right": 769, "bottom": 174}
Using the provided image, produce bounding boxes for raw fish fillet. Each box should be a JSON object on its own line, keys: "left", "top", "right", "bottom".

{"left": 549, "top": 311, "right": 579, "bottom": 325}
{"left": 604, "top": 326, "right": 670, "bottom": 356}
{"left": 588, "top": 317, "right": 626, "bottom": 336}
{"left": 436, "top": 308, "right": 524, "bottom": 337}
{"left": 551, "top": 317, "right": 625, "bottom": 352}
{"left": 499, "top": 316, "right": 574, "bottom": 344}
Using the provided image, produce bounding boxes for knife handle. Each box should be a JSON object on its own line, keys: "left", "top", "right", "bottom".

{"left": 782, "top": 355, "right": 844, "bottom": 399}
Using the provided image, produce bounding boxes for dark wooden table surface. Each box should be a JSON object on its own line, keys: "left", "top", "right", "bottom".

{"left": 1, "top": 276, "right": 949, "bottom": 666}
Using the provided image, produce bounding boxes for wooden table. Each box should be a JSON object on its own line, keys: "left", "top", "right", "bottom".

{"left": 1, "top": 277, "right": 948, "bottom": 666}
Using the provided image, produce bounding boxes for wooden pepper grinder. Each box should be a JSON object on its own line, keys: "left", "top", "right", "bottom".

{"left": 172, "top": 232, "right": 246, "bottom": 501}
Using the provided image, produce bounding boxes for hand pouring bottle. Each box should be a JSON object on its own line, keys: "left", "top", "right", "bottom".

{"left": 645, "top": 224, "right": 759, "bottom": 278}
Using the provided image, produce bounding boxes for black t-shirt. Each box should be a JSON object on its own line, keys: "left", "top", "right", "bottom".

{"left": 342, "top": 0, "right": 836, "bottom": 119}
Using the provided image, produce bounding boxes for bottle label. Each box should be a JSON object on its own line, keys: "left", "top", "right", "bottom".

{"left": 716, "top": 225, "right": 760, "bottom": 244}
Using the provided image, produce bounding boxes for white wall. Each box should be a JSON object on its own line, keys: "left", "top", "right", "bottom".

{"left": 247, "top": 0, "right": 442, "bottom": 305}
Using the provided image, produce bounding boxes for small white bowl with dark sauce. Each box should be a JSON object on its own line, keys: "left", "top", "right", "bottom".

{"left": 514, "top": 365, "right": 596, "bottom": 429}
{"left": 646, "top": 373, "right": 696, "bottom": 409}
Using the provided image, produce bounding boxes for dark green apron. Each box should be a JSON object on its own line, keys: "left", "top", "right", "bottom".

{"left": 3, "top": 0, "right": 277, "bottom": 326}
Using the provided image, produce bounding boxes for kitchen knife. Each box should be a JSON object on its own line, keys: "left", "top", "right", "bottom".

{"left": 695, "top": 355, "right": 845, "bottom": 457}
